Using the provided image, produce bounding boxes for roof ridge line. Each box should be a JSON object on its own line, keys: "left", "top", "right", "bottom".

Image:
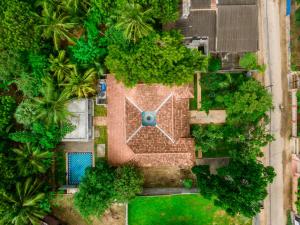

{"left": 156, "top": 125, "right": 175, "bottom": 143}
{"left": 126, "top": 126, "right": 143, "bottom": 143}
{"left": 125, "top": 97, "right": 143, "bottom": 112}
{"left": 155, "top": 93, "right": 173, "bottom": 112}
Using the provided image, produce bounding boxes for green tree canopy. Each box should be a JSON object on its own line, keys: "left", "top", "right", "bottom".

{"left": 13, "top": 143, "right": 53, "bottom": 176}
{"left": 115, "top": 3, "right": 154, "bottom": 43}
{"left": 30, "top": 78, "right": 70, "bottom": 125}
{"left": 62, "top": 68, "right": 96, "bottom": 98}
{"left": 9, "top": 121, "right": 74, "bottom": 150}
{"left": 0, "top": 178, "right": 49, "bottom": 225}
{"left": 239, "top": 53, "right": 266, "bottom": 72}
{"left": 49, "top": 50, "right": 75, "bottom": 82}
{"left": 0, "top": 96, "right": 16, "bottom": 134}
{"left": 0, "top": 0, "right": 37, "bottom": 52}
{"left": 224, "top": 79, "right": 273, "bottom": 125}
{"left": 74, "top": 160, "right": 143, "bottom": 219}
{"left": 38, "top": 1, "right": 77, "bottom": 50}
{"left": 106, "top": 31, "right": 208, "bottom": 86}
{"left": 192, "top": 160, "right": 275, "bottom": 218}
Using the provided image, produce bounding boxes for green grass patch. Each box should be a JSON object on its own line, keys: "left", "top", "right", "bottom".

{"left": 94, "top": 126, "right": 108, "bottom": 158}
{"left": 94, "top": 105, "right": 107, "bottom": 117}
{"left": 95, "top": 126, "right": 107, "bottom": 145}
{"left": 189, "top": 75, "right": 198, "bottom": 110}
{"left": 54, "top": 149, "right": 66, "bottom": 187}
{"left": 128, "top": 194, "right": 251, "bottom": 225}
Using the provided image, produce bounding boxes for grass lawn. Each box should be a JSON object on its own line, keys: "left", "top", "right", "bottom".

{"left": 128, "top": 195, "right": 251, "bottom": 225}
{"left": 95, "top": 126, "right": 107, "bottom": 145}
{"left": 94, "top": 105, "right": 107, "bottom": 117}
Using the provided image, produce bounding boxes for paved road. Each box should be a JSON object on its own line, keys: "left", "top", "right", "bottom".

{"left": 261, "top": 0, "right": 285, "bottom": 225}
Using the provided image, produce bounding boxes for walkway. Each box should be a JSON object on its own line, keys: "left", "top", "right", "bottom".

{"left": 261, "top": 0, "right": 286, "bottom": 224}
{"left": 189, "top": 110, "right": 226, "bottom": 124}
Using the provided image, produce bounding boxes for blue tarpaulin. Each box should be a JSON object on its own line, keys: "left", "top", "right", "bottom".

{"left": 287, "top": 0, "right": 292, "bottom": 16}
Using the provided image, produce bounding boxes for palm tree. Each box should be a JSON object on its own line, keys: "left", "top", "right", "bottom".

{"left": 39, "top": 1, "right": 77, "bottom": 50}
{"left": 115, "top": 3, "right": 154, "bottom": 43}
{"left": 31, "top": 77, "right": 70, "bottom": 125}
{"left": 13, "top": 143, "right": 53, "bottom": 176}
{"left": 63, "top": 67, "right": 96, "bottom": 98}
{"left": 49, "top": 50, "right": 75, "bottom": 82}
{"left": 61, "top": 0, "right": 90, "bottom": 13}
{"left": 0, "top": 178, "right": 47, "bottom": 225}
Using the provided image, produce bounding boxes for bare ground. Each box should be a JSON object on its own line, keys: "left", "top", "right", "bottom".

{"left": 141, "top": 166, "right": 195, "bottom": 188}
{"left": 51, "top": 195, "right": 126, "bottom": 225}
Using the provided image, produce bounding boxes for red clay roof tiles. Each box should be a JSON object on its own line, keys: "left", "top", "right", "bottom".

{"left": 107, "top": 75, "right": 196, "bottom": 167}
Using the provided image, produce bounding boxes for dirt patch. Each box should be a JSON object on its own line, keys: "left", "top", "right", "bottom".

{"left": 51, "top": 194, "right": 126, "bottom": 225}
{"left": 141, "top": 166, "right": 196, "bottom": 188}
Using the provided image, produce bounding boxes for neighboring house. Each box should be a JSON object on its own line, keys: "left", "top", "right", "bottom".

{"left": 170, "top": 0, "right": 258, "bottom": 69}
{"left": 63, "top": 99, "right": 94, "bottom": 142}
{"left": 107, "top": 75, "right": 196, "bottom": 167}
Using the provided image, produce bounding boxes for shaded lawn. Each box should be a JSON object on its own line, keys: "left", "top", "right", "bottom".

{"left": 128, "top": 194, "right": 251, "bottom": 225}
{"left": 189, "top": 74, "right": 198, "bottom": 110}
{"left": 94, "top": 126, "right": 108, "bottom": 158}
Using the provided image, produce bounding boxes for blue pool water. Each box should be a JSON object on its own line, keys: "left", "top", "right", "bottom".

{"left": 68, "top": 152, "right": 93, "bottom": 185}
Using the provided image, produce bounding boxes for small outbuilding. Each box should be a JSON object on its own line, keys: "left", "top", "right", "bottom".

{"left": 63, "top": 99, "right": 94, "bottom": 142}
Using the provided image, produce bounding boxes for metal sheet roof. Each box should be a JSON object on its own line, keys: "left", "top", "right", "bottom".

{"left": 216, "top": 5, "right": 258, "bottom": 52}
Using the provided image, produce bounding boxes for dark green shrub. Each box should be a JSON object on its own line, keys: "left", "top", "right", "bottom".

{"left": 114, "top": 165, "right": 144, "bottom": 202}
{"left": 0, "top": 96, "right": 16, "bottom": 132}
{"left": 208, "top": 56, "right": 221, "bottom": 72}
{"left": 0, "top": 0, "right": 38, "bottom": 51}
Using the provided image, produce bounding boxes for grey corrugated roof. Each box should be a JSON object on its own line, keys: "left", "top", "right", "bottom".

{"left": 191, "top": 0, "right": 211, "bottom": 9}
{"left": 218, "top": 0, "right": 257, "bottom": 5}
{"left": 216, "top": 5, "right": 258, "bottom": 52}
{"left": 176, "top": 10, "right": 216, "bottom": 51}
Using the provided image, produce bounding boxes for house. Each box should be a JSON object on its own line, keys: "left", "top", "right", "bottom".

{"left": 107, "top": 75, "right": 196, "bottom": 167}
{"left": 63, "top": 99, "right": 94, "bottom": 142}
{"left": 170, "top": 0, "right": 258, "bottom": 69}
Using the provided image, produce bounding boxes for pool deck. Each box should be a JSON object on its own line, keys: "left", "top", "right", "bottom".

{"left": 63, "top": 141, "right": 94, "bottom": 153}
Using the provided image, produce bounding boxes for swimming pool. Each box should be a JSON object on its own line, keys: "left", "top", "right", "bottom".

{"left": 67, "top": 152, "right": 93, "bottom": 185}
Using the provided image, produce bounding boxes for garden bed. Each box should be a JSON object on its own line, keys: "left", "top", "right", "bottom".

{"left": 128, "top": 194, "right": 251, "bottom": 225}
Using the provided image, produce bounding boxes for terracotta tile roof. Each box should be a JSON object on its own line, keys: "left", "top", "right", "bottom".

{"left": 107, "top": 75, "right": 196, "bottom": 167}
{"left": 125, "top": 99, "right": 142, "bottom": 140}
{"left": 156, "top": 96, "right": 174, "bottom": 140}
{"left": 130, "top": 151, "right": 195, "bottom": 167}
